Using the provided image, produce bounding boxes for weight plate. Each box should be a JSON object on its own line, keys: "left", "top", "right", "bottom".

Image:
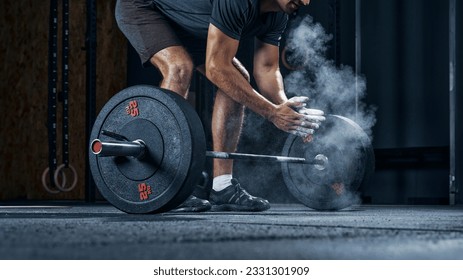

{"left": 335, "top": 116, "right": 375, "bottom": 190}
{"left": 155, "top": 87, "right": 208, "bottom": 212}
{"left": 281, "top": 115, "right": 374, "bottom": 210}
{"left": 89, "top": 85, "right": 206, "bottom": 214}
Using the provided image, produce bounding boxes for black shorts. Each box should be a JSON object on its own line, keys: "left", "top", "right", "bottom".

{"left": 115, "top": 0, "right": 207, "bottom": 67}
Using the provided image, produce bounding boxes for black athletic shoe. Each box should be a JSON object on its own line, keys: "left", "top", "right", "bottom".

{"left": 209, "top": 179, "right": 270, "bottom": 212}
{"left": 171, "top": 195, "right": 211, "bottom": 212}
{"left": 171, "top": 172, "right": 211, "bottom": 212}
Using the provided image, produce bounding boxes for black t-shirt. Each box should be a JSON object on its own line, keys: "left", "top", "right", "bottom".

{"left": 151, "top": 0, "right": 288, "bottom": 46}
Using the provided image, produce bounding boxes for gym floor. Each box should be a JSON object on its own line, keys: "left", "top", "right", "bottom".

{"left": 0, "top": 203, "right": 462, "bottom": 260}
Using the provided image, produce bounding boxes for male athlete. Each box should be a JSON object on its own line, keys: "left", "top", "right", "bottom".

{"left": 115, "top": 0, "right": 325, "bottom": 212}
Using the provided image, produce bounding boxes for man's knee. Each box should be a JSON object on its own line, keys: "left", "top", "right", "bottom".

{"left": 150, "top": 47, "right": 194, "bottom": 85}
{"left": 165, "top": 61, "right": 194, "bottom": 83}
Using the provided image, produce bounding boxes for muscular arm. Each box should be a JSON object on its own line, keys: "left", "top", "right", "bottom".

{"left": 253, "top": 40, "right": 287, "bottom": 105}
{"left": 205, "top": 24, "right": 278, "bottom": 119}
{"left": 205, "top": 24, "right": 308, "bottom": 133}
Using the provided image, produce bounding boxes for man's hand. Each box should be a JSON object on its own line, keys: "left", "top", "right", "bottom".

{"left": 269, "top": 96, "right": 325, "bottom": 140}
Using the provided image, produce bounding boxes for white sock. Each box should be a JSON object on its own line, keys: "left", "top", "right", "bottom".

{"left": 212, "top": 174, "right": 233, "bottom": 192}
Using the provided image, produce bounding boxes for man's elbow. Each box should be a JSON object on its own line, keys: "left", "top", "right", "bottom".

{"left": 205, "top": 63, "right": 220, "bottom": 83}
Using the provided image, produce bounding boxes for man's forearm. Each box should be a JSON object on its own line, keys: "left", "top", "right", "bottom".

{"left": 206, "top": 63, "right": 278, "bottom": 119}
{"left": 254, "top": 69, "right": 288, "bottom": 105}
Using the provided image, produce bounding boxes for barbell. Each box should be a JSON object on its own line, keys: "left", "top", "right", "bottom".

{"left": 89, "top": 85, "right": 374, "bottom": 213}
{"left": 91, "top": 139, "right": 328, "bottom": 167}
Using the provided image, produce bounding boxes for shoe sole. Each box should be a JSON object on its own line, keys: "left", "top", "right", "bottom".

{"left": 170, "top": 205, "right": 212, "bottom": 213}
{"left": 210, "top": 204, "right": 271, "bottom": 212}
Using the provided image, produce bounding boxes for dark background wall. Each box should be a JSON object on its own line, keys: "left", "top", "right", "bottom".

{"left": 0, "top": 0, "right": 126, "bottom": 200}
{"left": 357, "top": 0, "right": 462, "bottom": 204}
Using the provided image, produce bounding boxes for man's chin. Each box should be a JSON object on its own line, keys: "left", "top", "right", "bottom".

{"left": 284, "top": 3, "right": 299, "bottom": 14}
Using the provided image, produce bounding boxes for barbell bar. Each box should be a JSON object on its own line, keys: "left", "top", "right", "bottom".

{"left": 91, "top": 138, "right": 327, "bottom": 167}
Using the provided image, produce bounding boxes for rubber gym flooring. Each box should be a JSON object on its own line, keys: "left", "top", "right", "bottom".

{"left": 0, "top": 204, "right": 462, "bottom": 260}
{"left": 0, "top": 204, "right": 463, "bottom": 260}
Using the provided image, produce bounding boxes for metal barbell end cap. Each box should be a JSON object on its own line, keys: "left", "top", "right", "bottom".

{"left": 314, "top": 154, "right": 328, "bottom": 170}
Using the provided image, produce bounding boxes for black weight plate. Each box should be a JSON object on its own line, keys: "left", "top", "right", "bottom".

{"left": 281, "top": 115, "right": 372, "bottom": 210}
{"left": 115, "top": 118, "right": 164, "bottom": 181}
{"left": 89, "top": 85, "right": 206, "bottom": 214}
{"left": 154, "top": 86, "right": 208, "bottom": 213}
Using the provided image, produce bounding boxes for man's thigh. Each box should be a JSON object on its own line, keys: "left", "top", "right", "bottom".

{"left": 115, "top": 0, "right": 184, "bottom": 66}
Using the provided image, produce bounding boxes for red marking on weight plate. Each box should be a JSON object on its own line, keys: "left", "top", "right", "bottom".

{"left": 331, "top": 182, "right": 345, "bottom": 196}
{"left": 138, "top": 183, "right": 152, "bottom": 201}
{"left": 303, "top": 134, "right": 313, "bottom": 143}
{"left": 126, "top": 100, "right": 139, "bottom": 117}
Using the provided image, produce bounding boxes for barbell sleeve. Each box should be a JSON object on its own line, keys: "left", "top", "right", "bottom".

{"left": 90, "top": 139, "right": 146, "bottom": 158}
